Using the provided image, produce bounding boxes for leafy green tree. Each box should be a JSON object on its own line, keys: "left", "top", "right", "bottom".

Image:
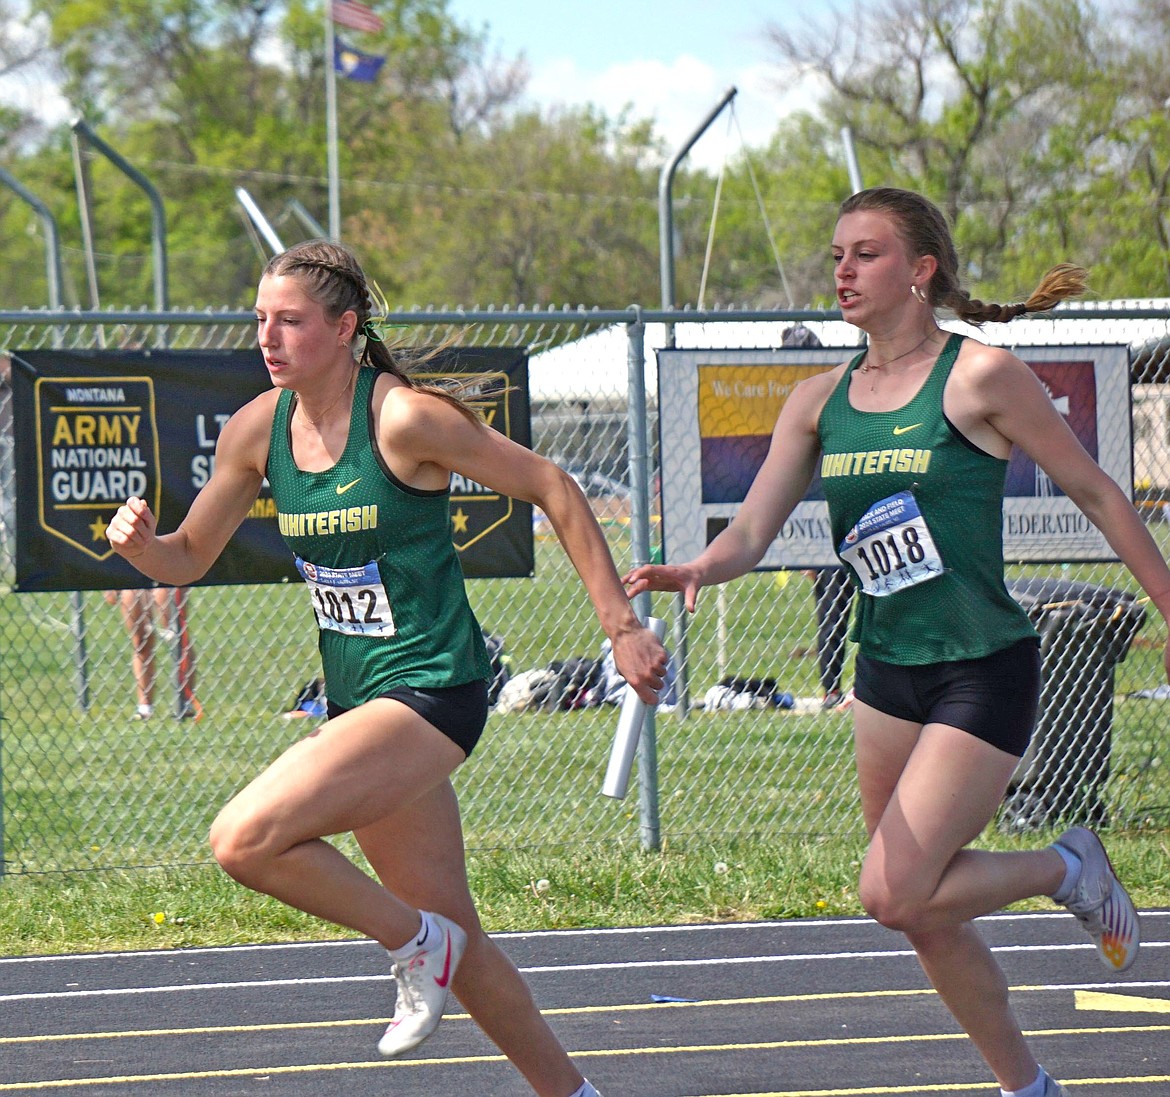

{"left": 8, "top": 0, "right": 537, "bottom": 308}
{"left": 0, "top": 2, "right": 64, "bottom": 305}
{"left": 1067, "top": 0, "right": 1170, "bottom": 295}
{"left": 760, "top": 0, "right": 1140, "bottom": 297}
{"left": 0, "top": 0, "right": 55, "bottom": 152}
{"left": 369, "top": 105, "right": 663, "bottom": 308}
{"left": 14, "top": 0, "right": 320, "bottom": 306}
{"left": 14, "top": 0, "right": 1170, "bottom": 311}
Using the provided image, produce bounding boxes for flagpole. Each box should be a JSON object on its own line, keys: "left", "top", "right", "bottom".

{"left": 324, "top": 2, "right": 341, "bottom": 241}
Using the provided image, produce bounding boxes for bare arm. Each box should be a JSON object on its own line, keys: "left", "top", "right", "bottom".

{"left": 379, "top": 386, "right": 667, "bottom": 701}
{"left": 624, "top": 368, "right": 838, "bottom": 611}
{"left": 106, "top": 392, "right": 274, "bottom": 586}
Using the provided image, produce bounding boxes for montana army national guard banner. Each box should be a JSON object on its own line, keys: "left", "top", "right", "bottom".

{"left": 11, "top": 346, "right": 531, "bottom": 592}
{"left": 421, "top": 346, "right": 533, "bottom": 578}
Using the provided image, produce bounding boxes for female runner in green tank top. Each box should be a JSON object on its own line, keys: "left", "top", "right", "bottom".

{"left": 106, "top": 240, "right": 667, "bottom": 1097}
{"left": 625, "top": 187, "right": 1170, "bottom": 1097}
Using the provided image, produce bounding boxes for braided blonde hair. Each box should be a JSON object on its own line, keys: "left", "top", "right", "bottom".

{"left": 838, "top": 188, "right": 1088, "bottom": 324}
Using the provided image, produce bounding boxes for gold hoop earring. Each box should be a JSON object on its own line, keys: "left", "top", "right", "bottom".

{"left": 911, "top": 284, "right": 928, "bottom": 304}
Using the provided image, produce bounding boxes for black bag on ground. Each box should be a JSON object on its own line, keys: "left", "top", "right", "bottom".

{"left": 547, "top": 656, "right": 604, "bottom": 710}
{"left": 482, "top": 631, "right": 510, "bottom": 706}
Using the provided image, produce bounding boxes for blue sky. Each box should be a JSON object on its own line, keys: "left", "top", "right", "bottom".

{"left": 1, "top": 1, "right": 835, "bottom": 169}
{"left": 445, "top": 0, "right": 833, "bottom": 167}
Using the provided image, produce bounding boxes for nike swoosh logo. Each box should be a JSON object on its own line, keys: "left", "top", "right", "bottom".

{"left": 434, "top": 936, "right": 453, "bottom": 988}
{"left": 892, "top": 423, "right": 923, "bottom": 436}
{"left": 336, "top": 478, "right": 362, "bottom": 495}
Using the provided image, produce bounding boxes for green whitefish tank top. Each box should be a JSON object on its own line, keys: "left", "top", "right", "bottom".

{"left": 818, "top": 334, "right": 1037, "bottom": 665}
{"left": 267, "top": 367, "right": 490, "bottom": 708}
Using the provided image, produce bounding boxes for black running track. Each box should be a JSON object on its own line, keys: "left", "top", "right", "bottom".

{"left": 1, "top": 911, "right": 1167, "bottom": 1095}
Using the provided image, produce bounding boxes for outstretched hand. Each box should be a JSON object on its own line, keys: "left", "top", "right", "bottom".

{"left": 106, "top": 496, "right": 158, "bottom": 561}
{"left": 623, "top": 563, "right": 703, "bottom": 614}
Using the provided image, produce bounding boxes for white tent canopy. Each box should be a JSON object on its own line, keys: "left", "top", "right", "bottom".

{"left": 528, "top": 302, "right": 1170, "bottom": 403}
{"left": 528, "top": 318, "right": 861, "bottom": 402}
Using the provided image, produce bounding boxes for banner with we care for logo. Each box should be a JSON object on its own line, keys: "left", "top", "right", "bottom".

{"left": 657, "top": 344, "right": 1132, "bottom": 571}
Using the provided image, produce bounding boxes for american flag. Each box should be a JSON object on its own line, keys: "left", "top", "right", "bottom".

{"left": 331, "top": 0, "right": 384, "bottom": 34}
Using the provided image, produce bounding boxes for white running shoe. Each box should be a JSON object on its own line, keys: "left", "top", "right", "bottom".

{"left": 567, "top": 1082, "right": 603, "bottom": 1097}
{"left": 1042, "top": 1076, "right": 1070, "bottom": 1097}
{"left": 1052, "top": 826, "right": 1140, "bottom": 972}
{"left": 377, "top": 913, "right": 467, "bottom": 1058}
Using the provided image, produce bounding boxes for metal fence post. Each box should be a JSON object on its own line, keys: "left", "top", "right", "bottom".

{"left": 70, "top": 120, "right": 169, "bottom": 342}
{"left": 625, "top": 317, "right": 661, "bottom": 850}
{"left": 657, "top": 91, "right": 736, "bottom": 718}
{"left": 69, "top": 121, "right": 194, "bottom": 718}
{"left": 0, "top": 169, "right": 65, "bottom": 315}
{"left": 0, "top": 718, "right": 5, "bottom": 879}
{"left": 70, "top": 592, "right": 91, "bottom": 712}
{"left": 0, "top": 608, "right": 5, "bottom": 874}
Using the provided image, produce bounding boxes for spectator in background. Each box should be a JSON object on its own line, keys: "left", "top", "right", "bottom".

{"left": 783, "top": 325, "right": 855, "bottom": 709}
{"left": 809, "top": 566, "right": 852, "bottom": 707}
{"left": 104, "top": 587, "right": 199, "bottom": 720}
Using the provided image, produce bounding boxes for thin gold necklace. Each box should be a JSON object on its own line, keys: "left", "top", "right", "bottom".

{"left": 298, "top": 368, "right": 355, "bottom": 430}
{"left": 859, "top": 330, "right": 941, "bottom": 374}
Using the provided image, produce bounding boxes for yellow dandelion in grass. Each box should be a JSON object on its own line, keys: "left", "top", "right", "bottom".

{"left": 152, "top": 912, "right": 167, "bottom": 925}
{"left": 816, "top": 900, "right": 828, "bottom": 911}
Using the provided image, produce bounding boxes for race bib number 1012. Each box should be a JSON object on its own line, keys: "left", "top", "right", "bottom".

{"left": 296, "top": 557, "right": 396, "bottom": 636}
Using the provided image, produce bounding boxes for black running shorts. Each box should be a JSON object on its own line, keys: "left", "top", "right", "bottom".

{"left": 853, "top": 637, "right": 1041, "bottom": 757}
{"left": 327, "top": 678, "right": 489, "bottom": 757}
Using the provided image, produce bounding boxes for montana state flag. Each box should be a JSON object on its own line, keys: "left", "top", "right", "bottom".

{"left": 334, "top": 37, "right": 385, "bottom": 82}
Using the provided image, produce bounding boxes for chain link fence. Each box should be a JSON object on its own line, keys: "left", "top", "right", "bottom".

{"left": 2, "top": 306, "right": 1169, "bottom": 874}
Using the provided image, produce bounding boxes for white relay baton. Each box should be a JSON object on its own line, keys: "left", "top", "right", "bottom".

{"left": 602, "top": 616, "right": 666, "bottom": 800}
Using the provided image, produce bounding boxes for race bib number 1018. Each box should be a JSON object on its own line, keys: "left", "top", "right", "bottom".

{"left": 838, "top": 490, "right": 944, "bottom": 597}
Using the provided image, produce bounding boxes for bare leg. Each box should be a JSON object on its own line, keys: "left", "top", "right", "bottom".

{"left": 208, "top": 699, "right": 465, "bottom": 950}
{"left": 907, "top": 921, "right": 1035, "bottom": 1086}
{"left": 357, "top": 783, "right": 587, "bottom": 1097}
{"left": 154, "top": 587, "right": 197, "bottom": 710}
{"left": 118, "top": 589, "right": 156, "bottom": 709}
{"left": 853, "top": 701, "right": 1066, "bottom": 1091}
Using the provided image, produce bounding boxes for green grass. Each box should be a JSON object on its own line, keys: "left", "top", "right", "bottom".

{"left": 3, "top": 532, "right": 1170, "bottom": 956}
{"left": 1, "top": 829, "right": 1166, "bottom": 959}
{"left": 2, "top": 536, "right": 871, "bottom": 870}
